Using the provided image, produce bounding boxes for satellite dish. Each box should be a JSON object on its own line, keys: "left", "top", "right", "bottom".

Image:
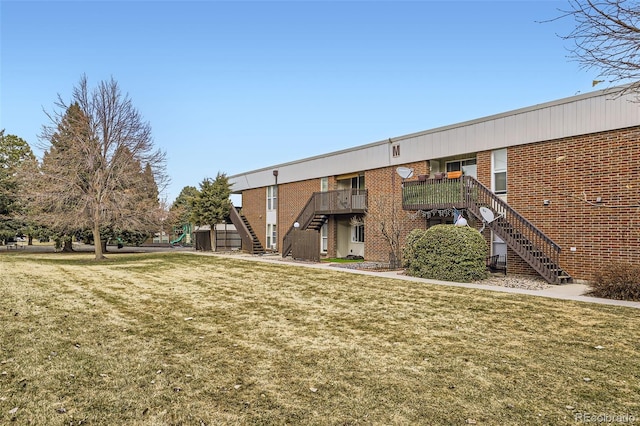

{"left": 396, "top": 167, "right": 414, "bottom": 179}
{"left": 479, "top": 206, "right": 495, "bottom": 223}
{"left": 479, "top": 207, "right": 504, "bottom": 232}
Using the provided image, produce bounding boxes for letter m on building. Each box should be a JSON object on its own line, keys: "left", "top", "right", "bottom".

{"left": 392, "top": 144, "right": 400, "bottom": 157}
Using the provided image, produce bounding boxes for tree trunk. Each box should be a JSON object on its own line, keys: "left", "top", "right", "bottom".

{"left": 28, "top": 235, "right": 33, "bottom": 245}
{"left": 62, "top": 237, "right": 74, "bottom": 252}
{"left": 92, "top": 224, "right": 105, "bottom": 260}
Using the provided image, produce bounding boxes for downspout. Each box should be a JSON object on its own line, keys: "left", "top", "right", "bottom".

{"left": 273, "top": 169, "right": 279, "bottom": 251}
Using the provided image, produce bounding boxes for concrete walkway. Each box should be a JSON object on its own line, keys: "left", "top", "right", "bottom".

{"left": 201, "top": 251, "right": 640, "bottom": 310}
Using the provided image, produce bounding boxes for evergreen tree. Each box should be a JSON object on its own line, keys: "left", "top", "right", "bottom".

{"left": 168, "top": 185, "right": 199, "bottom": 230}
{"left": 190, "top": 173, "right": 232, "bottom": 230}
{"left": 0, "top": 130, "right": 36, "bottom": 243}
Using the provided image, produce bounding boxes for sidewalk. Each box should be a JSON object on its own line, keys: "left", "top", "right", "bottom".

{"left": 202, "top": 251, "right": 640, "bottom": 310}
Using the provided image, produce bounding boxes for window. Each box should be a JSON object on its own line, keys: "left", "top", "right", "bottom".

{"left": 492, "top": 149, "right": 507, "bottom": 194}
{"left": 267, "top": 185, "right": 277, "bottom": 210}
{"left": 321, "top": 223, "right": 328, "bottom": 253}
{"left": 351, "top": 174, "right": 365, "bottom": 191}
{"left": 446, "top": 158, "right": 477, "bottom": 177}
{"left": 320, "top": 177, "right": 329, "bottom": 192}
{"left": 427, "top": 217, "right": 453, "bottom": 227}
{"left": 492, "top": 234, "right": 507, "bottom": 264}
{"left": 266, "top": 223, "right": 277, "bottom": 250}
{"left": 352, "top": 224, "right": 364, "bottom": 243}
{"left": 446, "top": 161, "right": 461, "bottom": 172}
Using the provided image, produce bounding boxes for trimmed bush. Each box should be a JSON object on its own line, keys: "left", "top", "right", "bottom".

{"left": 402, "top": 225, "right": 488, "bottom": 282}
{"left": 588, "top": 262, "right": 640, "bottom": 301}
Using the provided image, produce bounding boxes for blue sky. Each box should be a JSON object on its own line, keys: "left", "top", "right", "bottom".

{"left": 1, "top": 1, "right": 596, "bottom": 203}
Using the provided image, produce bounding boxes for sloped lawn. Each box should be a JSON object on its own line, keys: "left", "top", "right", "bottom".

{"left": 1, "top": 252, "right": 638, "bottom": 425}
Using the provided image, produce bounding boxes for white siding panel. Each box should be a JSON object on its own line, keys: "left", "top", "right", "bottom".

{"left": 493, "top": 117, "right": 506, "bottom": 147}
{"left": 563, "top": 102, "right": 577, "bottom": 136}
{"left": 230, "top": 89, "right": 640, "bottom": 192}
{"left": 479, "top": 120, "right": 496, "bottom": 150}
{"left": 539, "top": 107, "right": 552, "bottom": 141}
{"left": 413, "top": 134, "right": 430, "bottom": 159}
{"left": 504, "top": 114, "right": 519, "bottom": 145}
{"left": 550, "top": 104, "right": 564, "bottom": 137}
{"left": 576, "top": 99, "right": 590, "bottom": 134}
{"left": 400, "top": 134, "right": 424, "bottom": 163}
{"left": 430, "top": 132, "right": 443, "bottom": 158}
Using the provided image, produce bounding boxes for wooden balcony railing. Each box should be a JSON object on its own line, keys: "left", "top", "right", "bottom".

{"left": 402, "top": 176, "right": 570, "bottom": 283}
{"left": 282, "top": 189, "right": 367, "bottom": 258}
{"left": 402, "top": 178, "right": 466, "bottom": 210}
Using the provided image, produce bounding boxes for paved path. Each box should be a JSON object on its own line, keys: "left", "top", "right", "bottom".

{"left": 200, "top": 251, "right": 640, "bottom": 310}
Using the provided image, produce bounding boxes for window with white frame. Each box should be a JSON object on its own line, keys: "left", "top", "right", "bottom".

{"left": 351, "top": 174, "right": 365, "bottom": 191}
{"left": 320, "top": 177, "right": 329, "bottom": 192}
{"left": 321, "top": 223, "right": 328, "bottom": 253}
{"left": 320, "top": 178, "right": 329, "bottom": 253}
{"left": 492, "top": 234, "right": 507, "bottom": 263}
{"left": 492, "top": 149, "right": 507, "bottom": 194}
{"left": 266, "top": 223, "right": 277, "bottom": 250}
{"left": 267, "top": 185, "right": 277, "bottom": 210}
{"left": 352, "top": 223, "right": 364, "bottom": 243}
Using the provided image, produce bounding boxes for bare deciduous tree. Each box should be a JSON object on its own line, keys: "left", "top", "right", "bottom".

{"left": 29, "top": 75, "right": 168, "bottom": 259}
{"left": 364, "top": 194, "right": 405, "bottom": 269}
{"left": 558, "top": 0, "right": 640, "bottom": 97}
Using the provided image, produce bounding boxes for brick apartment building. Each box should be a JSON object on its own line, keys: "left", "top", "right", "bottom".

{"left": 229, "top": 87, "right": 640, "bottom": 284}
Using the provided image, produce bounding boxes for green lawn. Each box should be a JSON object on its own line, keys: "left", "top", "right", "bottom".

{"left": 1, "top": 251, "right": 638, "bottom": 425}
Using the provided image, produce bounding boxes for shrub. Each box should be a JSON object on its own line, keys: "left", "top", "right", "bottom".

{"left": 588, "top": 262, "right": 640, "bottom": 301}
{"left": 402, "top": 224, "right": 488, "bottom": 282}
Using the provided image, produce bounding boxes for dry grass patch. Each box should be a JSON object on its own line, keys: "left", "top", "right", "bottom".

{"left": 1, "top": 251, "right": 639, "bottom": 425}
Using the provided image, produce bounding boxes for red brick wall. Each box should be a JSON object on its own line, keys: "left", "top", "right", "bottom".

{"left": 278, "top": 178, "right": 322, "bottom": 250}
{"left": 506, "top": 126, "right": 640, "bottom": 281}
{"left": 241, "top": 188, "right": 266, "bottom": 249}
{"left": 475, "top": 149, "right": 538, "bottom": 276}
{"left": 240, "top": 125, "right": 640, "bottom": 281}
{"left": 364, "top": 161, "right": 429, "bottom": 263}
{"left": 476, "top": 151, "right": 491, "bottom": 187}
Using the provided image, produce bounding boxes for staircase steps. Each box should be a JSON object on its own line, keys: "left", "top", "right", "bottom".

{"left": 282, "top": 189, "right": 367, "bottom": 258}
{"left": 462, "top": 177, "right": 572, "bottom": 284}
{"left": 240, "top": 215, "right": 265, "bottom": 254}
{"left": 489, "top": 218, "right": 571, "bottom": 284}
{"left": 308, "top": 215, "right": 328, "bottom": 230}
{"left": 228, "top": 204, "right": 265, "bottom": 255}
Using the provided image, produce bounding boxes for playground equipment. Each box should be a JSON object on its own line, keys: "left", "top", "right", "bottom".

{"left": 170, "top": 232, "right": 186, "bottom": 245}
{"left": 170, "top": 224, "right": 192, "bottom": 246}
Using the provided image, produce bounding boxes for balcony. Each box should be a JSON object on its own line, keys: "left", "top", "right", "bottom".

{"left": 402, "top": 176, "right": 571, "bottom": 284}
{"left": 313, "top": 189, "right": 368, "bottom": 214}
{"left": 402, "top": 177, "right": 467, "bottom": 210}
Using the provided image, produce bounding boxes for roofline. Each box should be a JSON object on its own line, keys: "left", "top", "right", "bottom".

{"left": 229, "top": 86, "right": 626, "bottom": 180}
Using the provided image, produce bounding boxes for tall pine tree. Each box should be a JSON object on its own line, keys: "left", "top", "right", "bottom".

{"left": 190, "top": 173, "right": 232, "bottom": 246}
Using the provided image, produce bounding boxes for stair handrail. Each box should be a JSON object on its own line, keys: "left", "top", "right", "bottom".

{"left": 462, "top": 176, "right": 564, "bottom": 283}
{"left": 282, "top": 188, "right": 367, "bottom": 257}
{"left": 228, "top": 203, "right": 256, "bottom": 254}
{"left": 282, "top": 193, "right": 318, "bottom": 257}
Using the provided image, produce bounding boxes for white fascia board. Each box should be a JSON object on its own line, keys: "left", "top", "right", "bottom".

{"left": 229, "top": 86, "right": 640, "bottom": 192}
